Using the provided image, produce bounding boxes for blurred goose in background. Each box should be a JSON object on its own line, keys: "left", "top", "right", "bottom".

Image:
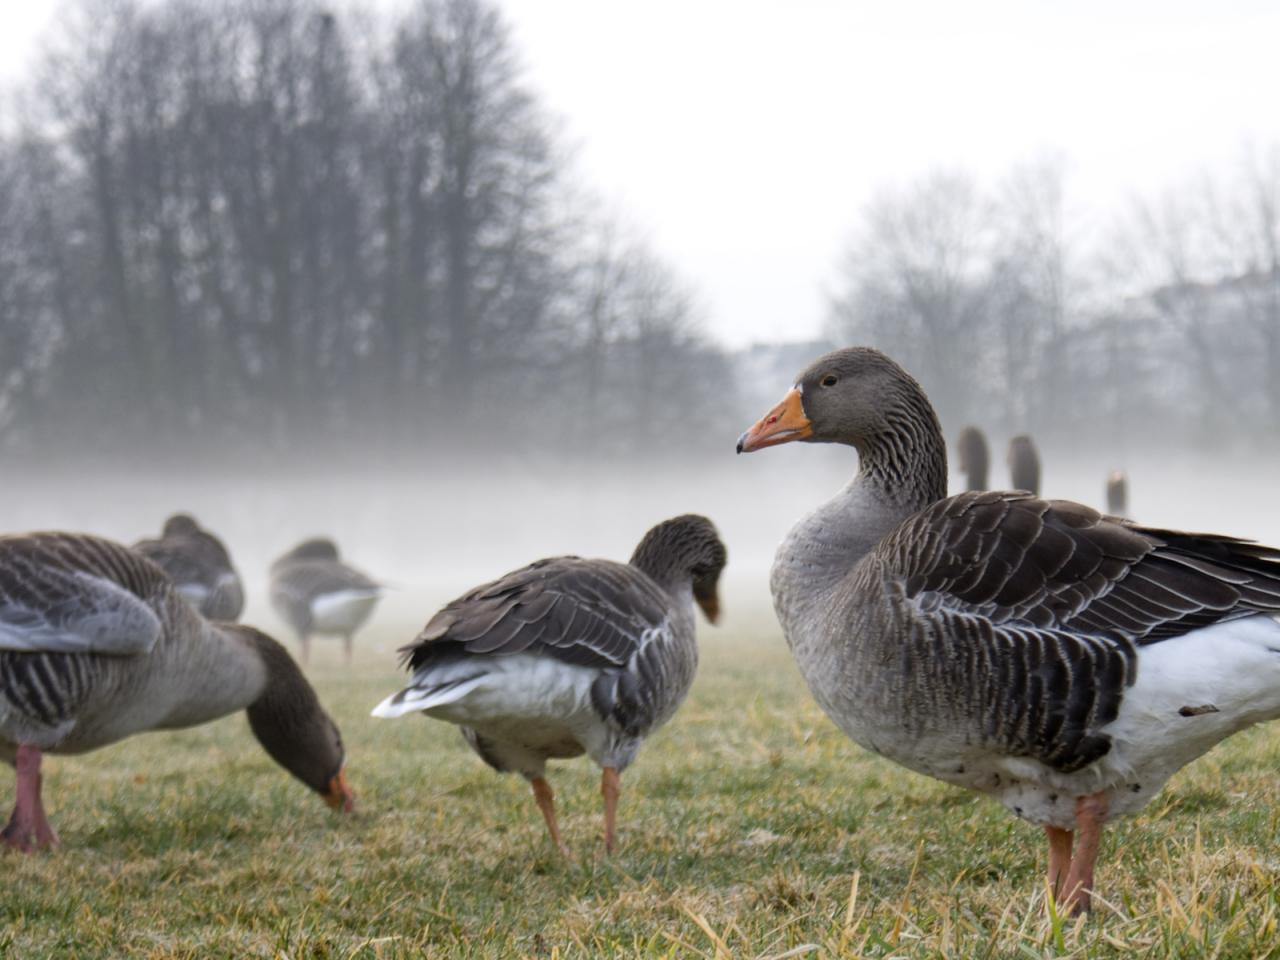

{"left": 737, "top": 347, "right": 1280, "bottom": 914}
{"left": 956, "top": 426, "right": 990, "bottom": 491}
{"left": 0, "top": 533, "right": 354, "bottom": 851}
{"left": 373, "top": 514, "right": 726, "bottom": 855}
{"left": 1106, "top": 470, "right": 1129, "bottom": 518}
{"left": 1007, "top": 433, "right": 1041, "bottom": 494}
{"left": 134, "top": 513, "right": 245, "bottom": 621}
{"left": 269, "top": 538, "right": 383, "bottom": 666}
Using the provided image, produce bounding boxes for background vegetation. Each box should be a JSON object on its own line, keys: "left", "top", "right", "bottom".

{"left": 0, "top": 0, "right": 1276, "bottom": 463}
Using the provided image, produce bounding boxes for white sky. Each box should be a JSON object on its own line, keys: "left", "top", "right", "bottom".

{"left": 4, "top": 1, "right": 1280, "bottom": 347}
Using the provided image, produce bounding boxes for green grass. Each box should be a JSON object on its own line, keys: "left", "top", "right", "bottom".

{"left": 6, "top": 622, "right": 1280, "bottom": 958}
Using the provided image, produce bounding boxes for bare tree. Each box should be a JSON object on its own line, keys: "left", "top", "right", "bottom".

{"left": 830, "top": 171, "right": 996, "bottom": 429}
{"left": 0, "top": 0, "right": 732, "bottom": 462}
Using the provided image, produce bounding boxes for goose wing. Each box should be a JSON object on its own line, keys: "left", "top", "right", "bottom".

{"left": 874, "top": 490, "right": 1280, "bottom": 772}
{"left": 273, "top": 561, "right": 380, "bottom": 601}
{"left": 0, "top": 534, "right": 165, "bottom": 656}
{"left": 135, "top": 530, "right": 237, "bottom": 587}
{"left": 402, "top": 556, "right": 670, "bottom": 672}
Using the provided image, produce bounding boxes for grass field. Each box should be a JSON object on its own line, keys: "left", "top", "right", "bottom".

{"left": 6, "top": 618, "right": 1280, "bottom": 959}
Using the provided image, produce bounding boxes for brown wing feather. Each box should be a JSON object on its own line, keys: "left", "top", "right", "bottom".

{"left": 875, "top": 491, "right": 1280, "bottom": 772}
{"left": 402, "top": 556, "right": 669, "bottom": 672}
{"left": 894, "top": 492, "right": 1280, "bottom": 641}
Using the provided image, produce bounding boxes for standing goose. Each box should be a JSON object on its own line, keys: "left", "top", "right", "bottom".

{"left": 956, "top": 426, "right": 990, "bottom": 491}
{"left": 737, "top": 347, "right": 1280, "bottom": 914}
{"left": 1106, "top": 470, "right": 1129, "bottom": 518}
{"left": 134, "top": 513, "right": 245, "bottom": 621}
{"left": 270, "top": 538, "right": 384, "bottom": 666}
{"left": 1008, "top": 433, "right": 1041, "bottom": 495}
{"left": 372, "top": 515, "right": 726, "bottom": 855}
{"left": 0, "top": 532, "right": 355, "bottom": 851}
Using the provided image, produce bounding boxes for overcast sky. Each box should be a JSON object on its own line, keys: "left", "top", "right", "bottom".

{"left": 4, "top": 1, "right": 1280, "bottom": 347}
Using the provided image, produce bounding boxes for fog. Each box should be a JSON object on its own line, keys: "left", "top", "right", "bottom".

{"left": 2, "top": 438, "right": 1275, "bottom": 653}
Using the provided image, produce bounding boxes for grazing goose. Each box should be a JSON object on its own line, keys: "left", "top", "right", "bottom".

{"left": 736, "top": 347, "right": 1280, "bottom": 914}
{"left": 0, "top": 532, "right": 355, "bottom": 851}
{"left": 1106, "top": 470, "right": 1129, "bottom": 518}
{"left": 956, "top": 426, "right": 990, "bottom": 491}
{"left": 1008, "top": 433, "right": 1041, "bottom": 495}
{"left": 372, "top": 515, "right": 726, "bottom": 855}
{"left": 134, "top": 514, "right": 245, "bottom": 621}
{"left": 269, "top": 538, "right": 383, "bottom": 665}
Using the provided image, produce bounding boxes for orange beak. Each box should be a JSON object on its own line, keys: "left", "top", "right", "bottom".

{"left": 324, "top": 768, "right": 356, "bottom": 813}
{"left": 736, "top": 387, "right": 813, "bottom": 453}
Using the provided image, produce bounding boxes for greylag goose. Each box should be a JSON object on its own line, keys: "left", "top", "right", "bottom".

{"left": 269, "top": 538, "right": 383, "bottom": 665}
{"left": 737, "top": 347, "right": 1280, "bottom": 914}
{"left": 0, "top": 532, "right": 355, "bottom": 851}
{"left": 956, "top": 426, "right": 990, "bottom": 491}
{"left": 372, "top": 514, "right": 726, "bottom": 855}
{"left": 1106, "top": 470, "right": 1129, "bottom": 518}
{"left": 134, "top": 513, "right": 245, "bottom": 621}
{"left": 1008, "top": 433, "right": 1041, "bottom": 495}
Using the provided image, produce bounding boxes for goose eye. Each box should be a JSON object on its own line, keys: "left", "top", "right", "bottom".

{"left": 820, "top": 374, "right": 838, "bottom": 387}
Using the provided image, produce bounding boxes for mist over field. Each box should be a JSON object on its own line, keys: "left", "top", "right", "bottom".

{"left": 2, "top": 439, "right": 1274, "bottom": 657}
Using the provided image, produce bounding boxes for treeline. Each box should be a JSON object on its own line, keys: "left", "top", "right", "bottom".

{"left": 0, "top": 0, "right": 733, "bottom": 464}
{"left": 2, "top": 1, "right": 1274, "bottom": 468}
{"left": 829, "top": 153, "right": 1280, "bottom": 451}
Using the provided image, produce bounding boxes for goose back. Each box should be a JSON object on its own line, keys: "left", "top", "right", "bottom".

{"left": 134, "top": 516, "right": 245, "bottom": 621}
{"left": 398, "top": 556, "right": 695, "bottom": 741}
{"left": 0, "top": 533, "right": 267, "bottom": 756}
{"left": 269, "top": 543, "right": 381, "bottom": 637}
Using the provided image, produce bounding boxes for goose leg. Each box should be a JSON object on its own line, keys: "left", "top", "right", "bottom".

{"left": 2, "top": 745, "right": 58, "bottom": 852}
{"left": 1061, "top": 792, "right": 1108, "bottom": 915}
{"left": 601, "top": 766, "right": 620, "bottom": 855}
{"left": 300, "top": 633, "right": 311, "bottom": 666}
{"left": 1045, "top": 825, "right": 1074, "bottom": 899}
{"left": 530, "top": 776, "right": 569, "bottom": 856}
{"left": 342, "top": 634, "right": 353, "bottom": 666}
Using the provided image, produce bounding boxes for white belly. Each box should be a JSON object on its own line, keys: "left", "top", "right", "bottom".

{"left": 310, "top": 590, "right": 380, "bottom": 635}
{"left": 961, "top": 616, "right": 1280, "bottom": 829}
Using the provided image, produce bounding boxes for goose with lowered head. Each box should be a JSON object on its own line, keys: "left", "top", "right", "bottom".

{"left": 270, "top": 538, "right": 384, "bottom": 666}
{"left": 373, "top": 514, "right": 726, "bottom": 855}
{"left": 0, "top": 533, "right": 354, "bottom": 851}
{"left": 134, "top": 513, "right": 245, "bottom": 621}
{"left": 737, "top": 346, "right": 1280, "bottom": 914}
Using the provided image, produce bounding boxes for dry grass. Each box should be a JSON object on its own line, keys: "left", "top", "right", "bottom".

{"left": 6, "top": 621, "right": 1280, "bottom": 958}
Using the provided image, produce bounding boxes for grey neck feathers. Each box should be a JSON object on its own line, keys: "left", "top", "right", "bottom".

{"left": 775, "top": 381, "right": 949, "bottom": 609}
{"left": 238, "top": 628, "right": 343, "bottom": 795}
{"left": 854, "top": 386, "right": 948, "bottom": 511}
{"left": 628, "top": 516, "right": 724, "bottom": 596}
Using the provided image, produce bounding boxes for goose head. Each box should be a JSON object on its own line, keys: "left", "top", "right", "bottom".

{"left": 234, "top": 626, "right": 356, "bottom": 813}
{"left": 285, "top": 537, "right": 340, "bottom": 561}
{"left": 162, "top": 513, "right": 201, "bottom": 537}
{"left": 737, "top": 346, "right": 948, "bottom": 507}
{"left": 629, "top": 514, "right": 727, "bottom": 623}
{"left": 737, "top": 347, "right": 930, "bottom": 455}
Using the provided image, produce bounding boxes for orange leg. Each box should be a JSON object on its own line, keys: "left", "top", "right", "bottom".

{"left": 2, "top": 745, "right": 59, "bottom": 852}
{"left": 531, "top": 777, "right": 569, "bottom": 856}
{"left": 601, "top": 766, "right": 620, "bottom": 855}
{"left": 1061, "top": 792, "right": 1108, "bottom": 915}
{"left": 1045, "top": 825, "right": 1074, "bottom": 899}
